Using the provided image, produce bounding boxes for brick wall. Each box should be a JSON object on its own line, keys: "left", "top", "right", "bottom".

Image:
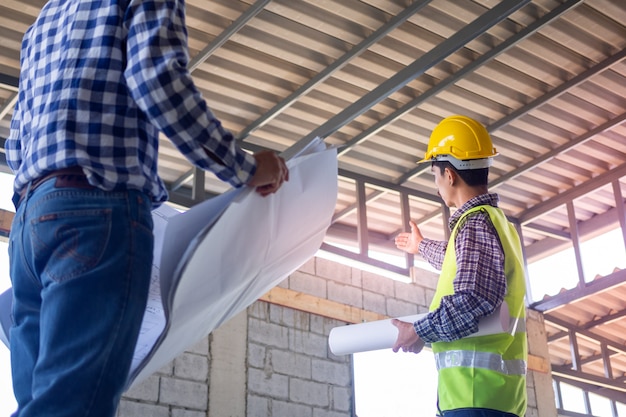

{"left": 117, "top": 256, "right": 555, "bottom": 417}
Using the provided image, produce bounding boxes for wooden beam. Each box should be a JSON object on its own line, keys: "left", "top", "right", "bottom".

{"left": 259, "top": 286, "right": 387, "bottom": 324}
{"left": 259, "top": 286, "right": 550, "bottom": 373}
{"left": 528, "top": 354, "right": 551, "bottom": 374}
{"left": 0, "top": 209, "right": 14, "bottom": 240}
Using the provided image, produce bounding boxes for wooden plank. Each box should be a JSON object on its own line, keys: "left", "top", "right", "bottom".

{"left": 528, "top": 353, "right": 551, "bottom": 374}
{"left": 259, "top": 286, "right": 387, "bottom": 324}
{"left": 259, "top": 286, "right": 551, "bottom": 373}
{"left": 0, "top": 209, "right": 14, "bottom": 239}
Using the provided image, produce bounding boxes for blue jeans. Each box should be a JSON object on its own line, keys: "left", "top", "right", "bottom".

{"left": 9, "top": 178, "right": 154, "bottom": 417}
{"left": 442, "top": 409, "right": 519, "bottom": 417}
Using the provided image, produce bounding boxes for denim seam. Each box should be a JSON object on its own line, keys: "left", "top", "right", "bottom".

{"left": 83, "top": 193, "right": 134, "bottom": 416}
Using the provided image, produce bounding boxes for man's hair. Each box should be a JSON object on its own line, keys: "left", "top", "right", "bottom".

{"left": 432, "top": 161, "right": 489, "bottom": 187}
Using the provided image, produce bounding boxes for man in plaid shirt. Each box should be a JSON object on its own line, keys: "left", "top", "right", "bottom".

{"left": 393, "top": 116, "right": 527, "bottom": 417}
{"left": 6, "top": 1, "right": 288, "bottom": 416}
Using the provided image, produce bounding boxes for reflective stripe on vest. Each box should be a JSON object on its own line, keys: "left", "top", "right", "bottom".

{"left": 435, "top": 350, "right": 527, "bottom": 376}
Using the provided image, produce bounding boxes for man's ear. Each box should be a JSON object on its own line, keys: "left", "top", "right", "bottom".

{"left": 444, "top": 167, "right": 457, "bottom": 186}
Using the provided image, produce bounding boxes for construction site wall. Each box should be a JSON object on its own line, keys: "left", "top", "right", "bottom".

{"left": 117, "top": 256, "right": 557, "bottom": 417}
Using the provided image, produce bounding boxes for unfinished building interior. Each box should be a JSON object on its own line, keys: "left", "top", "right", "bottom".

{"left": 1, "top": 1, "right": 626, "bottom": 416}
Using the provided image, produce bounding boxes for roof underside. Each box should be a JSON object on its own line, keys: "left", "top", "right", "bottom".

{"left": 1, "top": 0, "right": 626, "bottom": 406}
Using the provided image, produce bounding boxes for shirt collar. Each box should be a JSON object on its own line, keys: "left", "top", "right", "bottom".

{"left": 449, "top": 193, "right": 500, "bottom": 230}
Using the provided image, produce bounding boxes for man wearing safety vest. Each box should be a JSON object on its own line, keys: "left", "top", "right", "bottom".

{"left": 393, "top": 115, "right": 527, "bottom": 417}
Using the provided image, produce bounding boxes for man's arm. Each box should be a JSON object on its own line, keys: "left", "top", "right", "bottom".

{"left": 414, "top": 213, "right": 506, "bottom": 343}
{"left": 123, "top": 0, "right": 256, "bottom": 187}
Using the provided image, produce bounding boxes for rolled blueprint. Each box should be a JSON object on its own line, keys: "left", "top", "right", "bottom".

{"left": 328, "top": 301, "right": 515, "bottom": 356}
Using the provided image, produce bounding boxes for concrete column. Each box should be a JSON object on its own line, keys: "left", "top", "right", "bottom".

{"left": 526, "top": 309, "right": 557, "bottom": 417}
{"left": 208, "top": 310, "right": 248, "bottom": 417}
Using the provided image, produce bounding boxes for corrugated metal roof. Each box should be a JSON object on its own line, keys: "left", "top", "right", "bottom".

{"left": 1, "top": 0, "right": 626, "bottom": 403}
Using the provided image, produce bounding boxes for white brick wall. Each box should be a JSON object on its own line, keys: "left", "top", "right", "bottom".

{"left": 116, "top": 256, "right": 553, "bottom": 417}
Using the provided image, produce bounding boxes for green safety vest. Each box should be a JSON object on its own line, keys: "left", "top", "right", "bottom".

{"left": 429, "top": 205, "right": 527, "bottom": 416}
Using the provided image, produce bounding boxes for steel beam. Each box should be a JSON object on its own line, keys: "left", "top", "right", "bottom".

{"left": 0, "top": 73, "right": 19, "bottom": 90}
{"left": 0, "top": 92, "right": 17, "bottom": 121}
{"left": 613, "top": 180, "right": 626, "bottom": 255}
{"left": 347, "top": 0, "right": 583, "bottom": 171}
{"left": 356, "top": 180, "right": 369, "bottom": 256}
{"left": 552, "top": 375, "right": 626, "bottom": 409}
{"left": 520, "top": 160, "right": 626, "bottom": 225}
{"left": 492, "top": 110, "right": 626, "bottom": 192}
{"left": 400, "top": 192, "right": 414, "bottom": 269}
{"left": 169, "top": 168, "right": 194, "bottom": 192}
{"left": 566, "top": 201, "right": 586, "bottom": 287}
{"left": 531, "top": 268, "right": 626, "bottom": 312}
{"left": 187, "top": 0, "right": 270, "bottom": 73}
{"left": 237, "top": 0, "right": 434, "bottom": 140}
{"left": 551, "top": 366, "right": 626, "bottom": 394}
{"left": 523, "top": 222, "right": 571, "bottom": 241}
{"left": 281, "top": 0, "right": 530, "bottom": 160}
{"left": 525, "top": 203, "right": 626, "bottom": 262}
{"left": 191, "top": 166, "right": 205, "bottom": 201}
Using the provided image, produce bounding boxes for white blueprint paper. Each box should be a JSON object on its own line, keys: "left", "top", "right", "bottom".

{"left": 328, "top": 301, "right": 514, "bottom": 356}
{"left": 126, "top": 141, "right": 337, "bottom": 388}
{"left": 129, "top": 189, "right": 243, "bottom": 376}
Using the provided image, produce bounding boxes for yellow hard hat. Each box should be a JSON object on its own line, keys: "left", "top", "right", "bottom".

{"left": 419, "top": 115, "right": 498, "bottom": 170}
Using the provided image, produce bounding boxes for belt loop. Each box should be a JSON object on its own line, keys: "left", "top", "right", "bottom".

{"left": 12, "top": 192, "right": 21, "bottom": 211}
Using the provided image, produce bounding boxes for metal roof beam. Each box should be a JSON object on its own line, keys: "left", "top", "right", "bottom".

{"left": 491, "top": 105, "right": 626, "bottom": 191}
{"left": 567, "top": 201, "right": 586, "bottom": 287}
{"left": 0, "top": 92, "right": 17, "bottom": 121}
{"left": 187, "top": 0, "right": 269, "bottom": 73}
{"left": 356, "top": 180, "right": 369, "bottom": 256}
{"left": 164, "top": 183, "right": 220, "bottom": 209}
{"left": 332, "top": 0, "right": 584, "bottom": 222}
{"left": 613, "top": 180, "right": 626, "bottom": 253}
{"left": 237, "top": 0, "right": 434, "bottom": 141}
{"left": 552, "top": 366, "right": 626, "bottom": 394}
{"left": 281, "top": 0, "right": 530, "bottom": 160}
{"left": 0, "top": 73, "right": 19, "bottom": 90}
{"left": 338, "top": 167, "right": 440, "bottom": 204}
{"left": 525, "top": 203, "right": 626, "bottom": 262}
{"left": 346, "top": 0, "right": 582, "bottom": 171}
{"left": 169, "top": 168, "right": 194, "bottom": 192}
{"left": 488, "top": 46, "right": 626, "bottom": 134}
{"left": 319, "top": 241, "right": 410, "bottom": 278}
{"left": 530, "top": 268, "right": 626, "bottom": 312}
{"left": 523, "top": 222, "right": 571, "bottom": 241}
{"left": 519, "top": 159, "right": 626, "bottom": 225}
{"left": 552, "top": 376, "right": 626, "bottom": 406}
{"left": 544, "top": 313, "right": 626, "bottom": 360}
{"left": 390, "top": 49, "right": 626, "bottom": 235}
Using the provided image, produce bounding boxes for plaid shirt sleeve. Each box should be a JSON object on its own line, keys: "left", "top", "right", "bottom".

{"left": 6, "top": 100, "right": 21, "bottom": 172}
{"left": 123, "top": 0, "right": 256, "bottom": 186}
{"left": 7, "top": 0, "right": 257, "bottom": 202}
{"left": 414, "top": 211, "right": 507, "bottom": 343}
{"left": 418, "top": 238, "right": 447, "bottom": 270}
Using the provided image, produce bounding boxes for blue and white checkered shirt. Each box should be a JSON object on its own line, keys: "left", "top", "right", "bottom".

{"left": 6, "top": 0, "right": 257, "bottom": 206}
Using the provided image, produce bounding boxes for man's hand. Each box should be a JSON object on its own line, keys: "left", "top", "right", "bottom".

{"left": 248, "top": 150, "right": 289, "bottom": 196}
{"left": 394, "top": 220, "right": 423, "bottom": 254}
{"left": 391, "top": 319, "right": 425, "bottom": 354}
